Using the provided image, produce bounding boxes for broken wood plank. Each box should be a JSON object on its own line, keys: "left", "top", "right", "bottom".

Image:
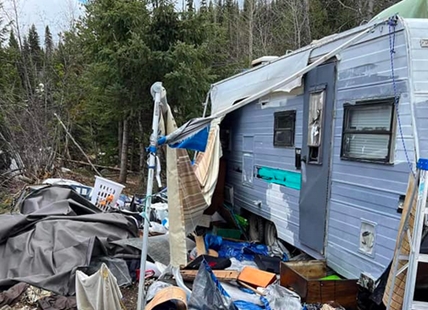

{"left": 192, "top": 233, "right": 207, "bottom": 257}
{"left": 180, "top": 270, "right": 239, "bottom": 282}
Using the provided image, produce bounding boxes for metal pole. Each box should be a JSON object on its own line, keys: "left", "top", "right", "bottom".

{"left": 136, "top": 83, "right": 163, "bottom": 310}
{"left": 193, "top": 90, "right": 211, "bottom": 161}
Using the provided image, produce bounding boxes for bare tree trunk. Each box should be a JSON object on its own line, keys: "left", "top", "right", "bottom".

{"left": 11, "top": 0, "right": 32, "bottom": 99}
{"left": 129, "top": 131, "right": 134, "bottom": 171}
{"left": 247, "top": 0, "right": 255, "bottom": 66}
{"left": 367, "top": 0, "right": 374, "bottom": 21}
{"left": 119, "top": 118, "right": 129, "bottom": 184}
{"left": 303, "top": 0, "right": 311, "bottom": 45}
{"left": 138, "top": 117, "right": 145, "bottom": 172}
{"left": 118, "top": 120, "right": 123, "bottom": 163}
{"left": 356, "top": 0, "right": 364, "bottom": 21}
{"left": 64, "top": 119, "right": 71, "bottom": 160}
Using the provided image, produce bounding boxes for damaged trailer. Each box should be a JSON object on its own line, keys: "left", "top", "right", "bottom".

{"left": 203, "top": 16, "right": 428, "bottom": 284}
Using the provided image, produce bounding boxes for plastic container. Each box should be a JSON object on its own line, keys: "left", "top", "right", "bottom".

{"left": 90, "top": 176, "right": 125, "bottom": 211}
{"left": 212, "top": 226, "right": 242, "bottom": 239}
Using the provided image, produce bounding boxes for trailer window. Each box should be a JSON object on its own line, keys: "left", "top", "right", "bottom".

{"left": 341, "top": 99, "right": 395, "bottom": 163}
{"left": 274, "top": 110, "right": 296, "bottom": 147}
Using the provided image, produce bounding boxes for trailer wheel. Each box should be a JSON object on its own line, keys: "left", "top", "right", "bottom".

{"left": 264, "top": 220, "right": 277, "bottom": 246}
{"left": 249, "top": 214, "right": 264, "bottom": 242}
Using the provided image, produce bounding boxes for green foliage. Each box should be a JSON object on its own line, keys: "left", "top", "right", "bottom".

{"left": 0, "top": 0, "right": 402, "bottom": 178}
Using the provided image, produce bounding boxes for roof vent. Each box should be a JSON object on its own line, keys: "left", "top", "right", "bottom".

{"left": 251, "top": 56, "right": 279, "bottom": 68}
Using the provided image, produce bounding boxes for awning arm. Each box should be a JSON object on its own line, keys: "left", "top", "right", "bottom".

{"left": 209, "top": 17, "right": 390, "bottom": 120}
{"left": 201, "top": 86, "right": 212, "bottom": 118}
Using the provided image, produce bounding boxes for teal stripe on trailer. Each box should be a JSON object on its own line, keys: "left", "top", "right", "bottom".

{"left": 257, "top": 166, "right": 301, "bottom": 190}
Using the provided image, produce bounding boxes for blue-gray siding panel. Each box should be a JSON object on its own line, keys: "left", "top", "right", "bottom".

{"left": 325, "top": 29, "right": 412, "bottom": 279}
{"left": 222, "top": 94, "right": 323, "bottom": 257}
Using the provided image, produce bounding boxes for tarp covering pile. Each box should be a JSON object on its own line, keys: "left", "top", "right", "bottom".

{"left": 0, "top": 186, "right": 138, "bottom": 295}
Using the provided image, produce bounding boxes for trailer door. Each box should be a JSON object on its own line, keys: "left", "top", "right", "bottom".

{"left": 299, "top": 62, "right": 336, "bottom": 254}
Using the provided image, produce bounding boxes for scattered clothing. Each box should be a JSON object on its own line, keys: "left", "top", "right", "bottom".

{"left": 38, "top": 296, "right": 77, "bottom": 310}
{"left": 22, "top": 286, "right": 52, "bottom": 305}
{"left": 0, "top": 283, "right": 29, "bottom": 307}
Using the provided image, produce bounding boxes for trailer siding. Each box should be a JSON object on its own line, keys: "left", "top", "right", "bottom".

{"left": 221, "top": 20, "right": 426, "bottom": 279}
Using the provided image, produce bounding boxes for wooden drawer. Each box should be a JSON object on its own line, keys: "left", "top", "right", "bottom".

{"left": 280, "top": 260, "right": 358, "bottom": 309}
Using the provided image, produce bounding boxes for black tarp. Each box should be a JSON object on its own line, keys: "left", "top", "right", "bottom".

{"left": 0, "top": 186, "right": 138, "bottom": 295}
{"left": 18, "top": 185, "right": 101, "bottom": 216}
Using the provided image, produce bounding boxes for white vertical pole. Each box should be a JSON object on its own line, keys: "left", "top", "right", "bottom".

{"left": 137, "top": 84, "right": 163, "bottom": 310}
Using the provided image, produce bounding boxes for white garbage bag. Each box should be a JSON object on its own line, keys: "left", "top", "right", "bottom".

{"left": 75, "top": 263, "right": 123, "bottom": 310}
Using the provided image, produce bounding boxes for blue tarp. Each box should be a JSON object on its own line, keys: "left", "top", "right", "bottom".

{"left": 168, "top": 125, "right": 210, "bottom": 152}
{"left": 204, "top": 234, "right": 269, "bottom": 261}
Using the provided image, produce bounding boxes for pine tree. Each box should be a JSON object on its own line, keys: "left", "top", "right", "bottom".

{"left": 186, "top": 0, "right": 194, "bottom": 12}
{"left": 8, "top": 31, "right": 19, "bottom": 50}
{"left": 208, "top": 0, "right": 215, "bottom": 22}
{"left": 27, "top": 24, "right": 42, "bottom": 71}
{"left": 44, "top": 26, "right": 53, "bottom": 58}
{"left": 200, "top": 0, "right": 207, "bottom": 12}
{"left": 28, "top": 25, "right": 41, "bottom": 54}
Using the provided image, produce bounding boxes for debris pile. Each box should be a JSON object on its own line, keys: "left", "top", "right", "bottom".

{"left": 0, "top": 177, "right": 361, "bottom": 310}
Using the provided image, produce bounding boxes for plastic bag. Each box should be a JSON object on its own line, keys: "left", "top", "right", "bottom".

{"left": 146, "top": 281, "right": 173, "bottom": 302}
{"left": 149, "top": 221, "right": 168, "bottom": 234}
{"left": 221, "top": 282, "right": 263, "bottom": 306}
{"left": 234, "top": 300, "right": 264, "bottom": 310}
{"left": 158, "top": 264, "right": 192, "bottom": 297}
{"left": 264, "top": 282, "right": 301, "bottom": 310}
{"left": 188, "top": 260, "right": 238, "bottom": 310}
{"left": 87, "top": 257, "right": 132, "bottom": 287}
{"left": 226, "top": 258, "right": 259, "bottom": 272}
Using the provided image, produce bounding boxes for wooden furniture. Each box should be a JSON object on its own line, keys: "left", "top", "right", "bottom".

{"left": 280, "top": 260, "right": 358, "bottom": 309}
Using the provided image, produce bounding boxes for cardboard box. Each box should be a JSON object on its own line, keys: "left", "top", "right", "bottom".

{"left": 237, "top": 266, "right": 276, "bottom": 288}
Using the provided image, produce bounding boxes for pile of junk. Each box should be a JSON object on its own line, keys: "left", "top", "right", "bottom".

{"left": 0, "top": 175, "right": 387, "bottom": 310}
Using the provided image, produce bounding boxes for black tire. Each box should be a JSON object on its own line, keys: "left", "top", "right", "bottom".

{"left": 264, "top": 220, "right": 277, "bottom": 246}
{"left": 249, "top": 214, "right": 264, "bottom": 242}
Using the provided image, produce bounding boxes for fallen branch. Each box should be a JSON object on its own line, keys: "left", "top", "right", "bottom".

{"left": 0, "top": 169, "right": 22, "bottom": 179}
{"left": 54, "top": 113, "right": 102, "bottom": 177}
{"left": 63, "top": 159, "right": 138, "bottom": 174}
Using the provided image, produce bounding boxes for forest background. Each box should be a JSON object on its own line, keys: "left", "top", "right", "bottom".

{"left": 0, "top": 0, "right": 400, "bottom": 195}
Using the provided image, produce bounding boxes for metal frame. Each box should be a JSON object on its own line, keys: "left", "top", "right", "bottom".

{"left": 273, "top": 110, "right": 296, "bottom": 147}
{"left": 341, "top": 98, "right": 396, "bottom": 164}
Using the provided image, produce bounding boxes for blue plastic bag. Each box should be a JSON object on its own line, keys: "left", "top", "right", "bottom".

{"left": 234, "top": 296, "right": 272, "bottom": 310}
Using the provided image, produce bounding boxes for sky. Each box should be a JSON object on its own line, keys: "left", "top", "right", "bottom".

{"left": 2, "top": 0, "right": 85, "bottom": 42}
{"left": 2, "top": 0, "right": 195, "bottom": 43}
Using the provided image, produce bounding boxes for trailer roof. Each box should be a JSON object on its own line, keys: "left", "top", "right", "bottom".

{"left": 208, "top": 17, "right": 425, "bottom": 116}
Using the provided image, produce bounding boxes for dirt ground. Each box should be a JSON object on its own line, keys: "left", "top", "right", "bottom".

{"left": 121, "top": 278, "right": 156, "bottom": 310}
{"left": 0, "top": 167, "right": 144, "bottom": 214}
{"left": 121, "top": 283, "right": 139, "bottom": 310}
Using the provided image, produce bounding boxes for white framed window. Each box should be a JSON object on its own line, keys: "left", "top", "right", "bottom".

{"left": 341, "top": 99, "right": 395, "bottom": 163}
